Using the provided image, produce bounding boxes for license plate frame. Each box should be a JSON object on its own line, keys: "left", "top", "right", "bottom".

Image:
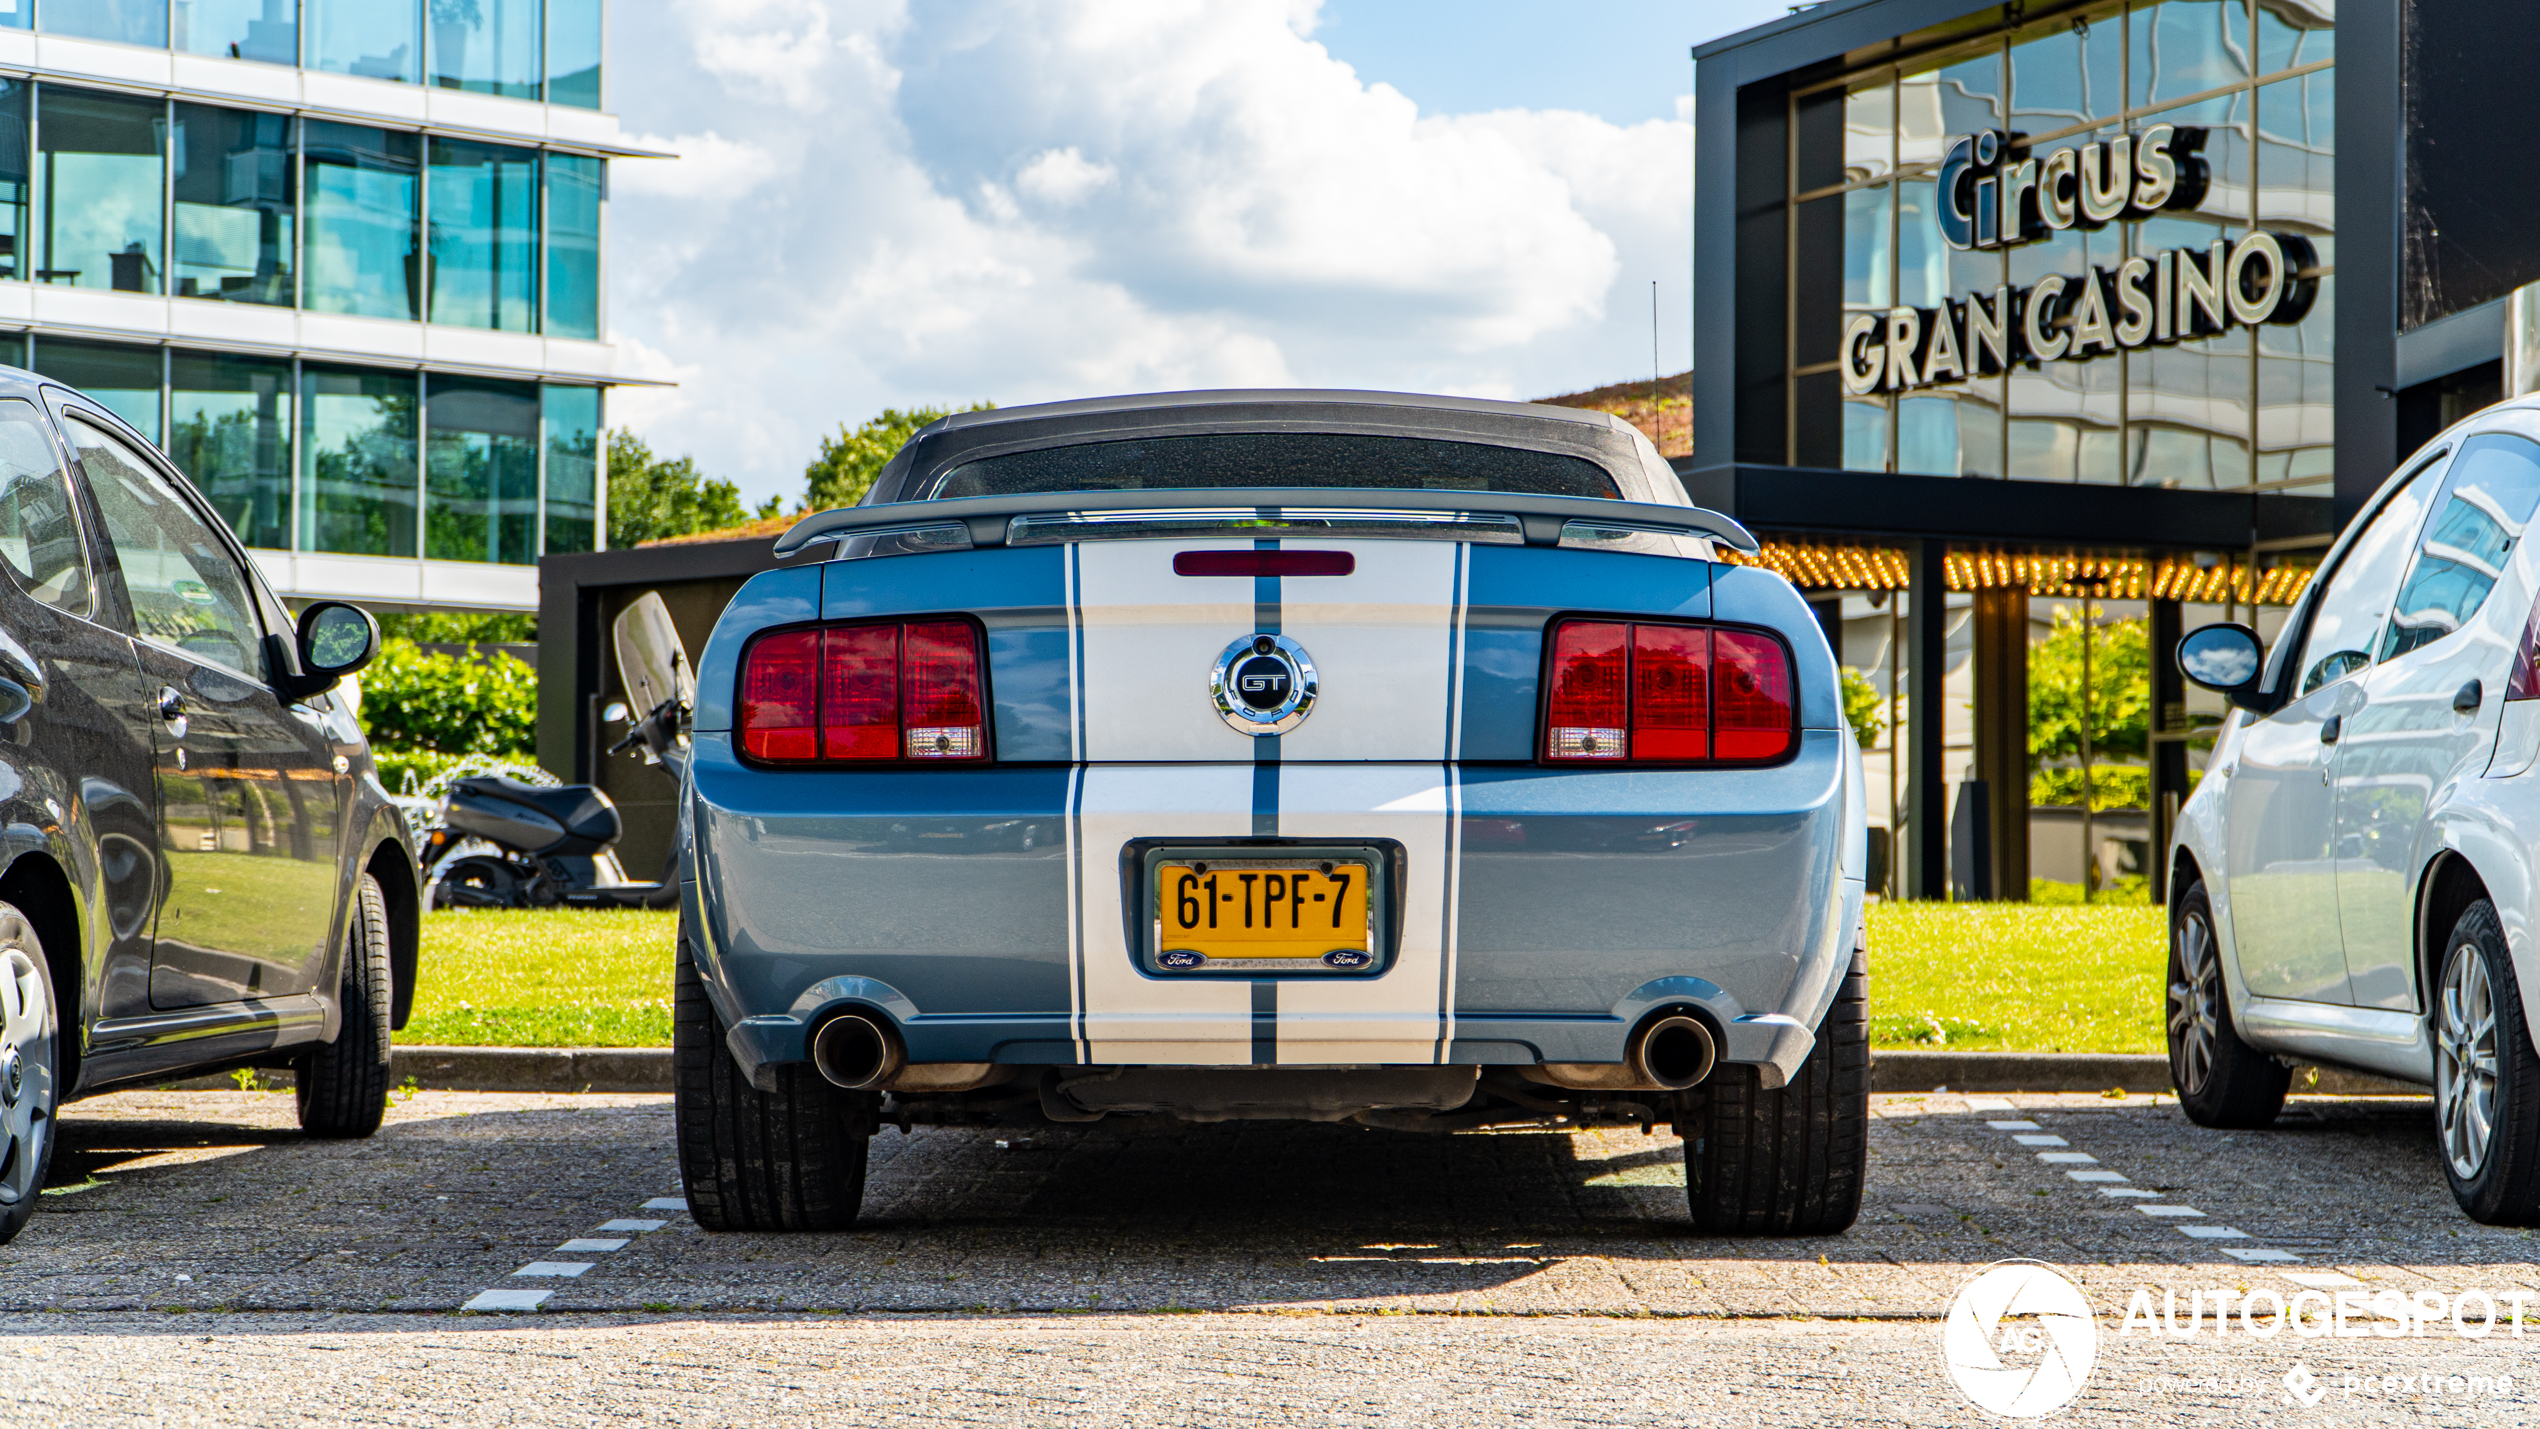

{"left": 1128, "top": 841, "right": 1398, "bottom": 977}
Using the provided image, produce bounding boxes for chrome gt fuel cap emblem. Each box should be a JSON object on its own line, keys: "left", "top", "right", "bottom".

{"left": 1211, "top": 633, "right": 1317, "bottom": 736}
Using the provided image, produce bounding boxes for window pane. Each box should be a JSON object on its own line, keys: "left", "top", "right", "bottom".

{"left": 546, "top": 0, "right": 602, "bottom": 108}
{"left": 175, "top": 0, "right": 298, "bottom": 63}
{"left": 1843, "top": 393, "right": 1890, "bottom": 472}
{"left": 304, "top": 121, "right": 420, "bottom": 320}
{"left": 172, "top": 105, "right": 294, "bottom": 306}
{"left": 33, "top": 337, "right": 161, "bottom": 442}
{"left": 301, "top": 364, "right": 417, "bottom": 557}
{"left": 2130, "top": 0, "right": 2251, "bottom": 109}
{"left": 431, "top": 0, "right": 539, "bottom": 99}
{"left": 545, "top": 153, "right": 601, "bottom": 339}
{"left": 72, "top": 416, "right": 264, "bottom": 678}
{"left": 0, "top": 397, "right": 92, "bottom": 614}
{"left": 169, "top": 349, "right": 292, "bottom": 550}
{"left": 2297, "top": 461, "right": 2443, "bottom": 695}
{"left": 2256, "top": 74, "right": 2332, "bottom": 491}
{"left": 38, "top": 87, "right": 166, "bottom": 296}
{"left": 2010, "top": 6, "right": 2122, "bottom": 138}
{"left": 1899, "top": 46, "right": 2002, "bottom": 174}
{"left": 2381, "top": 436, "right": 2540, "bottom": 659}
{"left": 427, "top": 139, "right": 537, "bottom": 332}
{"left": 0, "top": 0, "right": 24, "bottom": 29}
{"left": 310, "top": 0, "right": 419, "bottom": 83}
{"left": 1843, "top": 80, "right": 1892, "bottom": 184}
{"left": 0, "top": 82, "right": 26, "bottom": 280}
{"left": 42, "top": 0, "right": 167, "bottom": 46}
{"left": 2257, "top": 0, "right": 2333, "bottom": 75}
{"left": 424, "top": 376, "right": 538, "bottom": 565}
{"left": 542, "top": 384, "right": 599, "bottom": 555}
{"left": 1845, "top": 182, "right": 1892, "bottom": 310}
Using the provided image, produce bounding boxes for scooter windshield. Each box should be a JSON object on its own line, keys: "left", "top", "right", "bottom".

{"left": 613, "top": 591, "right": 696, "bottom": 718}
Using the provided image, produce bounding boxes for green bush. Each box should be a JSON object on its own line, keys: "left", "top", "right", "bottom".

{"left": 356, "top": 638, "right": 536, "bottom": 757}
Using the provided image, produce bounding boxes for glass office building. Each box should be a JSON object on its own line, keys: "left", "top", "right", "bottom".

{"left": 1695, "top": 0, "right": 2519, "bottom": 900}
{"left": 0, "top": 0, "right": 650, "bottom": 611}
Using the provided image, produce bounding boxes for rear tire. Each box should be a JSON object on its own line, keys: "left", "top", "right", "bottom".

{"left": 298, "top": 873, "right": 393, "bottom": 1138}
{"left": 1678, "top": 940, "right": 1869, "bottom": 1235}
{"left": 0, "top": 903, "right": 61, "bottom": 1247}
{"left": 2435, "top": 900, "right": 2540, "bottom": 1226}
{"left": 673, "top": 922, "right": 873, "bottom": 1232}
{"left": 2166, "top": 880, "right": 2288, "bottom": 1130}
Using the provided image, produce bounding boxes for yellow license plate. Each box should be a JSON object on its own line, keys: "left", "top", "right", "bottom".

{"left": 1154, "top": 859, "right": 1372, "bottom": 969}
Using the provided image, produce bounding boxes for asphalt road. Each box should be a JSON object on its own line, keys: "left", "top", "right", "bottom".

{"left": 1, "top": 1086, "right": 2534, "bottom": 1425}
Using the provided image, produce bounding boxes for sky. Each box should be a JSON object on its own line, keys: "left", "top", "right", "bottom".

{"left": 605, "top": 0, "right": 1802, "bottom": 507}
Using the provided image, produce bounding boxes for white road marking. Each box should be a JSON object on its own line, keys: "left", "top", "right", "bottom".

{"left": 463, "top": 1289, "right": 552, "bottom": 1312}
{"left": 558, "top": 1238, "right": 631, "bottom": 1252}
{"left": 513, "top": 1261, "right": 597, "bottom": 1278}
{"left": 597, "top": 1219, "right": 667, "bottom": 1233}
{"left": 2013, "top": 1134, "right": 2069, "bottom": 1146}
{"left": 2065, "top": 1170, "right": 2127, "bottom": 1183}
{"left": 2135, "top": 1205, "right": 2207, "bottom": 1218}
{"left": 2098, "top": 1187, "right": 2162, "bottom": 1198}
{"left": 2037, "top": 1151, "right": 2098, "bottom": 1164}
{"left": 1987, "top": 1120, "right": 2042, "bottom": 1130}
{"left": 2178, "top": 1225, "right": 2251, "bottom": 1240}
{"left": 643, "top": 1197, "right": 687, "bottom": 1212}
{"left": 1964, "top": 1098, "right": 2016, "bottom": 1111}
{"left": 2224, "top": 1247, "right": 2304, "bottom": 1262}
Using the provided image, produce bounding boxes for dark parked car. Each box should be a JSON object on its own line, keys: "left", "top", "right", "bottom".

{"left": 0, "top": 368, "right": 417, "bottom": 1246}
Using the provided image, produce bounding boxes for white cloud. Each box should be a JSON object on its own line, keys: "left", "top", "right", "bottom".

{"left": 607, "top": 0, "right": 1691, "bottom": 505}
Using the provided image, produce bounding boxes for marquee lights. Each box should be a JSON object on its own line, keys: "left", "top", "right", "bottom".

{"left": 1725, "top": 543, "right": 2316, "bottom": 605}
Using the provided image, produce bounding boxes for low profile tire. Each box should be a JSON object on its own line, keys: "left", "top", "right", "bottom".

{"left": 2434, "top": 900, "right": 2540, "bottom": 1226}
{"left": 0, "top": 903, "right": 61, "bottom": 1247}
{"left": 2166, "top": 880, "right": 2288, "bottom": 1130}
{"left": 1679, "top": 940, "right": 1869, "bottom": 1235}
{"left": 673, "top": 922, "right": 874, "bottom": 1232}
{"left": 298, "top": 873, "right": 393, "bottom": 1138}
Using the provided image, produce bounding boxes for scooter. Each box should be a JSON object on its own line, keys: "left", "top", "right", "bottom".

{"left": 422, "top": 593, "right": 694, "bottom": 909}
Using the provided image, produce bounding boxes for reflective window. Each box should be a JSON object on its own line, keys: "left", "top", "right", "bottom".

{"left": 172, "top": 105, "right": 295, "bottom": 306}
{"left": 41, "top": 0, "right": 167, "bottom": 47}
{"left": 545, "top": 153, "right": 601, "bottom": 339}
{"left": 2258, "top": 0, "right": 2334, "bottom": 73}
{"left": 431, "top": 0, "right": 540, "bottom": 99}
{"left": 169, "top": 349, "right": 293, "bottom": 551}
{"left": 301, "top": 364, "right": 418, "bottom": 557}
{"left": 0, "top": 0, "right": 23, "bottom": 29}
{"left": 304, "top": 121, "right": 420, "bottom": 321}
{"left": 542, "top": 384, "right": 599, "bottom": 555}
{"left": 2381, "top": 436, "right": 2540, "bottom": 659}
{"left": 38, "top": 87, "right": 165, "bottom": 296}
{"left": 427, "top": 138, "right": 537, "bottom": 332}
{"left": 0, "top": 83, "right": 25, "bottom": 280}
{"left": 1899, "top": 49, "right": 2001, "bottom": 173}
{"left": 73, "top": 415, "right": 263, "bottom": 677}
{"left": 2009, "top": 7, "right": 2122, "bottom": 137}
{"left": 424, "top": 376, "right": 539, "bottom": 565}
{"left": 1843, "top": 81, "right": 1892, "bottom": 184}
{"left": 2256, "top": 72, "right": 2333, "bottom": 492}
{"left": 2296, "top": 460, "right": 2443, "bottom": 696}
{"left": 546, "top": 0, "right": 602, "bottom": 109}
{"left": 310, "top": 0, "right": 420, "bottom": 84}
{"left": 0, "top": 397, "right": 90, "bottom": 614}
{"left": 33, "top": 337, "right": 162, "bottom": 442}
{"left": 176, "top": 0, "right": 300, "bottom": 64}
{"left": 2130, "top": 0, "right": 2250, "bottom": 109}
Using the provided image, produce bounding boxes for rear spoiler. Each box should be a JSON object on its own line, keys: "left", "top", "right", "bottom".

{"left": 771, "top": 487, "right": 1761, "bottom": 558}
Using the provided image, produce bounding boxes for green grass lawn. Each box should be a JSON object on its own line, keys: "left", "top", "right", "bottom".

{"left": 399, "top": 902, "right": 2171, "bottom": 1054}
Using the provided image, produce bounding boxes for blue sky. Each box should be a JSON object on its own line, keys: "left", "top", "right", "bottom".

{"left": 606, "top": 1, "right": 1801, "bottom": 506}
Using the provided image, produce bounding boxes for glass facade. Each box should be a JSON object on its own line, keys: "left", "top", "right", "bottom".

{"left": 423, "top": 375, "right": 539, "bottom": 564}
{"left": 430, "top": 0, "right": 540, "bottom": 100}
{"left": 427, "top": 138, "right": 538, "bottom": 332}
{"left": 38, "top": 3, "right": 601, "bottom": 107}
{"left": 545, "top": 151, "right": 600, "bottom": 339}
{"left": 304, "top": 120, "right": 420, "bottom": 320}
{"left": 0, "top": 83, "right": 24, "bottom": 280}
{"left": 545, "top": 0, "right": 601, "bottom": 110}
{"left": 175, "top": 0, "right": 299, "bottom": 64}
{"left": 1784, "top": 0, "right": 2334, "bottom": 494}
{"left": 541, "top": 382, "right": 596, "bottom": 554}
{"left": 172, "top": 104, "right": 295, "bottom": 304}
{"left": 169, "top": 348, "right": 292, "bottom": 549}
{"left": 43, "top": 0, "right": 167, "bottom": 48}
{"left": 38, "top": 87, "right": 164, "bottom": 295}
{"left": 32, "top": 337, "right": 162, "bottom": 439}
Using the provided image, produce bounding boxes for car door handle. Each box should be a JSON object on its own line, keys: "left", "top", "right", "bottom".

{"left": 2455, "top": 679, "right": 2483, "bottom": 713}
{"left": 2319, "top": 715, "right": 2341, "bottom": 744}
{"left": 156, "top": 686, "right": 185, "bottom": 722}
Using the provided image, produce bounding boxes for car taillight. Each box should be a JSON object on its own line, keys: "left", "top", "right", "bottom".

{"left": 2511, "top": 593, "right": 2540, "bottom": 701}
{"left": 741, "top": 620, "right": 989, "bottom": 764}
{"left": 1542, "top": 618, "right": 1794, "bottom": 764}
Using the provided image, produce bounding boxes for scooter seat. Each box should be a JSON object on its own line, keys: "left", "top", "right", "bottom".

{"left": 449, "top": 775, "right": 622, "bottom": 848}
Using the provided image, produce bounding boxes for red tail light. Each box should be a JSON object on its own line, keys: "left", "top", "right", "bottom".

{"left": 1542, "top": 618, "right": 1794, "bottom": 764}
{"left": 2511, "top": 593, "right": 2540, "bottom": 701}
{"left": 741, "top": 619, "right": 989, "bottom": 764}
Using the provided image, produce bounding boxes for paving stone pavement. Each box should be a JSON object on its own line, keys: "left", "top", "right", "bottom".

{"left": 0, "top": 1087, "right": 2534, "bottom": 1424}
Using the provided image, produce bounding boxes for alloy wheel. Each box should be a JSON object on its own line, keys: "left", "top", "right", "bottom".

{"left": 2167, "top": 910, "right": 2221, "bottom": 1095}
{"left": 0, "top": 943, "right": 52, "bottom": 1208}
{"left": 2437, "top": 942, "right": 2502, "bottom": 1180}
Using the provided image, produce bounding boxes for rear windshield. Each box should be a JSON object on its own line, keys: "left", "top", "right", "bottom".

{"left": 919, "top": 433, "right": 1622, "bottom": 501}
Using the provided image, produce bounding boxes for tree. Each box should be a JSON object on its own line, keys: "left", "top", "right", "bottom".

{"left": 2029, "top": 605, "right": 2151, "bottom": 809}
{"left": 605, "top": 429, "right": 754, "bottom": 548}
{"left": 804, "top": 404, "right": 994, "bottom": 510}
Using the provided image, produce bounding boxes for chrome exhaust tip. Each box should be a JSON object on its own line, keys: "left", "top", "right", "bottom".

{"left": 1628, "top": 1013, "right": 1717, "bottom": 1090}
{"left": 810, "top": 1011, "right": 905, "bottom": 1091}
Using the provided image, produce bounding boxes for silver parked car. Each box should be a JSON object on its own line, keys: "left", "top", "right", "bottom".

{"left": 2170, "top": 399, "right": 2540, "bottom": 1225}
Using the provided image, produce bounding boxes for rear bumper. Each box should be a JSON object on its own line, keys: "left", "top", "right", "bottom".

{"left": 686, "top": 730, "right": 1862, "bottom": 1087}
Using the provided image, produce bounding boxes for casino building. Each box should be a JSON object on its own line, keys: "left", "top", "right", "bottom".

{"left": 1690, "top": 0, "right": 2531, "bottom": 900}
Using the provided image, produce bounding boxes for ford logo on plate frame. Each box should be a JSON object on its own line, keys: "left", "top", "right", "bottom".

{"left": 1210, "top": 633, "right": 1317, "bottom": 736}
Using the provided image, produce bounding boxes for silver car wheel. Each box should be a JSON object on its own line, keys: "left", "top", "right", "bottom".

{"left": 0, "top": 934, "right": 53, "bottom": 1209}
{"left": 2437, "top": 939, "right": 2501, "bottom": 1181}
{"left": 2167, "top": 907, "right": 2221, "bottom": 1095}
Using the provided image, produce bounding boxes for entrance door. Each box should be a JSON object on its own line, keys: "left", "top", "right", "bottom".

{"left": 64, "top": 408, "right": 345, "bottom": 1010}
{"left": 2333, "top": 434, "right": 2540, "bottom": 1008}
{"left": 2224, "top": 451, "right": 2445, "bottom": 1003}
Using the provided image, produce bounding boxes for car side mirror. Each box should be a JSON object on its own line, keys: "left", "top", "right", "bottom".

{"left": 2177, "top": 622, "right": 2266, "bottom": 709}
{"left": 277, "top": 601, "right": 379, "bottom": 701}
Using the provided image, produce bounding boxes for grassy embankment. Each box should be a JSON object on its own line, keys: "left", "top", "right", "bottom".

{"left": 400, "top": 902, "right": 2169, "bottom": 1054}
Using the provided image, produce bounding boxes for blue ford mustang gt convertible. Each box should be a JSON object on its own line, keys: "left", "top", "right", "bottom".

{"left": 672, "top": 391, "right": 1870, "bottom": 1235}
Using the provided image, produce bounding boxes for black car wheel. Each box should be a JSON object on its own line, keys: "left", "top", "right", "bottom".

{"left": 0, "top": 903, "right": 59, "bottom": 1247}
{"left": 298, "top": 873, "right": 393, "bottom": 1138}
{"left": 1678, "top": 938, "right": 1869, "bottom": 1236}
{"left": 673, "top": 920, "right": 875, "bottom": 1232}
{"left": 2434, "top": 900, "right": 2540, "bottom": 1225}
{"left": 2166, "top": 880, "right": 2288, "bottom": 1129}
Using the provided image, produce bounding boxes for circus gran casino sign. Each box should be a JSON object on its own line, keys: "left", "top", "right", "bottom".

{"left": 1840, "top": 124, "right": 2320, "bottom": 396}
